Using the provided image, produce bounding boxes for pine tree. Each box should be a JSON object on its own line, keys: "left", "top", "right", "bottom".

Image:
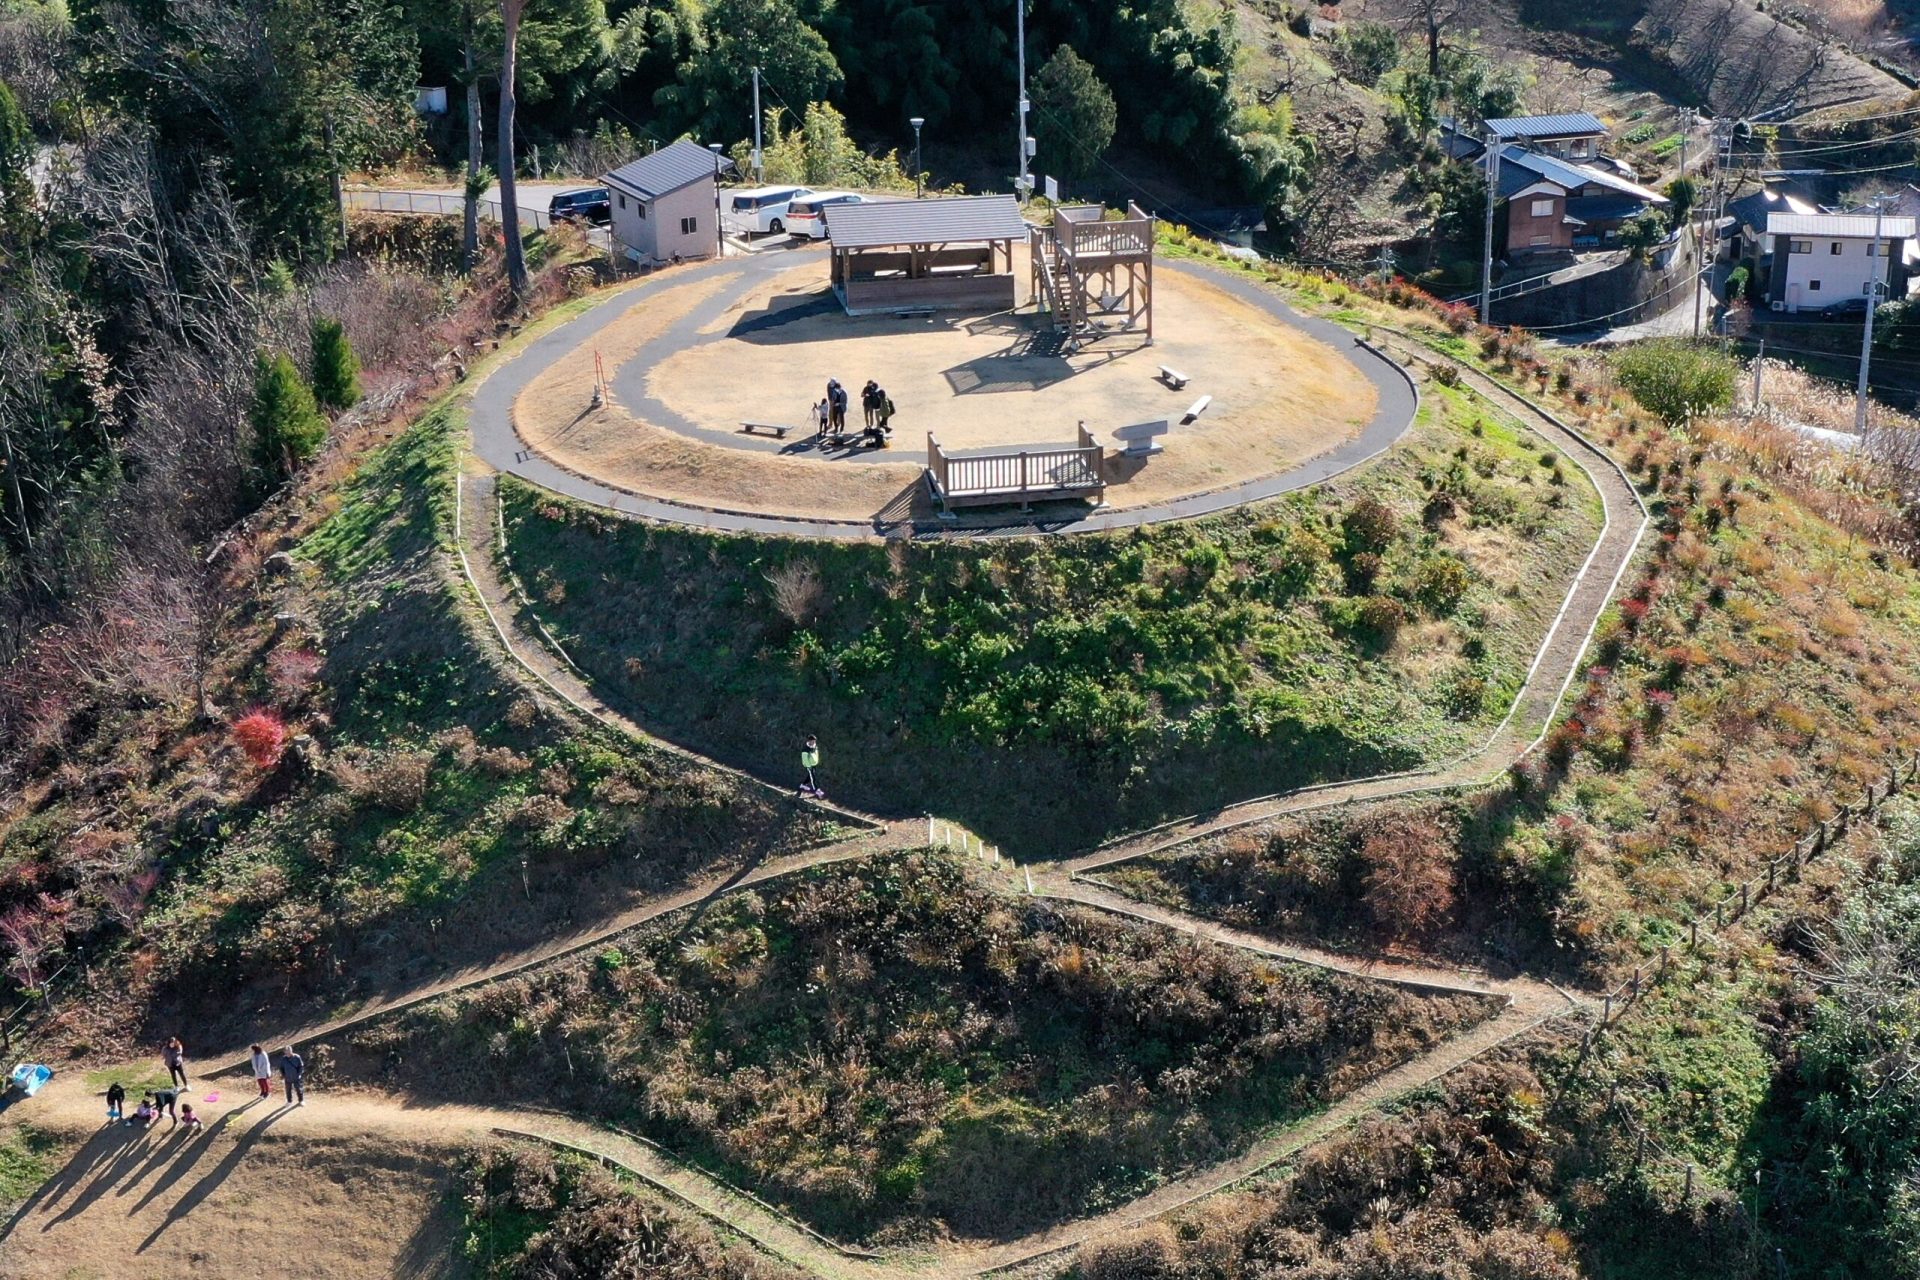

{"left": 250, "top": 350, "right": 328, "bottom": 483}
{"left": 310, "top": 316, "right": 362, "bottom": 410}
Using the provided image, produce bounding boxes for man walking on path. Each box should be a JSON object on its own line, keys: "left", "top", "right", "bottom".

{"left": 162, "top": 1037, "right": 187, "bottom": 1088}
{"left": 250, "top": 1044, "right": 273, "bottom": 1099}
{"left": 280, "top": 1045, "right": 305, "bottom": 1106}
{"left": 798, "top": 735, "right": 821, "bottom": 797}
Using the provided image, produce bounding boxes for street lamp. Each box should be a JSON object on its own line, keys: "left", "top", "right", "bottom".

{"left": 910, "top": 117, "right": 925, "bottom": 199}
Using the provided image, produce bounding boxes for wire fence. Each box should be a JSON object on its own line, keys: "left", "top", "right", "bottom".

{"left": 0, "top": 952, "right": 86, "bottom": 1062}
{"left": 1556, "top": 748, "right": 1920, "bottom": 1209}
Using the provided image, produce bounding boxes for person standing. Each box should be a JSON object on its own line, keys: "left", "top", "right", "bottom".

{"left": 861, "top": 380, "right": 880, "bottom": 427}
{"left": 878, "top": 389, "right": 895, "bottom": 438}
{"left": 280, "top": 1044, "right": 305, "bottom": 1106}
{"left": 830, "top": 382, "right": 848, "bottom": 432}
{"left": 250, "top": 1044, "right": 273, "bottom": 1099}
{"left": 813, "top": 398, "right": 830, "bottom": 441}
{"left": 162, "top": 1037, "right": 187, "bottom": 1088}
{"left": 824, "top": 379, "right": 843, "bottom": 433}
{"left": 798, "top": 735, "right": 821, "bottom": 797}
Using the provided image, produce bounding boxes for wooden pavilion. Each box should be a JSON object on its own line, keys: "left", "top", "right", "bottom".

{"left": 823, "top": 195, "right": 1029, "bottom": 315}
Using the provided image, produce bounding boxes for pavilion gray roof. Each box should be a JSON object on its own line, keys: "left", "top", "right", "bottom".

{"left": 604, "top": 140, "right": 730, "bottom": 199}
{"left": 822, "top": 195, "right": 1029, "bottom": 249}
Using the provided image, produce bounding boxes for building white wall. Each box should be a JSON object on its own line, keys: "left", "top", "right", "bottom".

{"left": 609, "top": 179, "right": 719, "bottom": 265}
{"left": 1770, "top": 233, "right": 1895, "bottom": 312}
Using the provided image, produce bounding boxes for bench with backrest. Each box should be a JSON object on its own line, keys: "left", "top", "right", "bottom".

{"left": 1158, "top": 365, "right": 1190, "bottom": 390}
{"left": 925, "top": 427, "right": 1106, "bottom": 513}
{"left": 740, "top": 421, "right": 794, "bottom": 440}
{"left": 1111, "top": 419, "right": 1170, "bottom": 458}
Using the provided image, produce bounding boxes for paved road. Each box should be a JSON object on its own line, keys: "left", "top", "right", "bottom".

{"left": 466, "top": 254, "right": 1423, "bottom": 539}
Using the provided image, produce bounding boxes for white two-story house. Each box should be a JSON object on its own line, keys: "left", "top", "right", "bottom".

{"left": 1765, "top": 211, "right": 1917, "bottom": 313}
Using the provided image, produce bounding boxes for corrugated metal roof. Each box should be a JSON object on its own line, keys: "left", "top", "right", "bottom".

{"left": 1485, "top": 113, "right": 1607, "bottom": 140}
{"left": 603, "top": 140, "right": 728, "bottom": 199}
{"left": 1499, "top": 146, "right": 1666, "bottom": 203}
{"left": 1767, "top": 212, "right": 1918, "bottom": 238}
{"left": 822, "top": 195, "right": 1028, "bottom": 248}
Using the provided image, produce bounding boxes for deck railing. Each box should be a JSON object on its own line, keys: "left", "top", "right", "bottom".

{"left": 927, "top": 428, "right": 1103, "bottom": 507}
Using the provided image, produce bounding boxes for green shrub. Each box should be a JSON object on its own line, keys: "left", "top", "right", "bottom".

{"left": 250, "top": 349, "right": 328, "bottom": 481}
{"left": 1342, "top": 495, "right": 1399, "bottom": 554}
{"left": 1724, "top": 265, "right": 1750, "bottom": 304}
{"left": 1413, "top": 556, "right": 1471, "bottom": 612}
{"left": 310, "top": 315, "right": 362, "bottom": 410}
{"left": 1611, "top": 339, "right": 1737, "bottom": 425}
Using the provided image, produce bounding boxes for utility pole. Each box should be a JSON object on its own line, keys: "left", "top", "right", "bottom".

{"left": 1015, "top": 0, "right": 1031, "bottom": 200}
{"left": 1857, "top": 192, "right": 1890, "bottom": 434}
{"left": 710, "top": 143, "right": 725, "bottom": 260}
{"left": 751, "top": 67, "right": 763, "bottom": 184}
{"left": 1752, "top": 337, "right": 1765, "bottom": 413}
{"left": 1480, "top": 131, "right": 1501, "bottom": 326}
{"left": 1679, "top": 107, "right": 1693, "bottom": 183}
{"left": 1693, "top": 116, "right": 1730, "bottom": 340}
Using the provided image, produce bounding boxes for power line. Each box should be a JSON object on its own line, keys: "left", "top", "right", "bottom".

{"left": 1746, "top": 127, "right": 1920, "bottom": 157}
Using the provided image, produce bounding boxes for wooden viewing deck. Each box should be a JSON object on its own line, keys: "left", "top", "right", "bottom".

{"left": 925, "top": 428, "right": 1106, "bottom": 513}
{"left": 1031, "top": 202, "right": 1156, "bottom": 345}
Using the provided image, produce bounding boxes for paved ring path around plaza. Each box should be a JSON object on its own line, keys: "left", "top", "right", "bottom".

{"left": 470, "top": 251, "right": 1421, "bottom": 538}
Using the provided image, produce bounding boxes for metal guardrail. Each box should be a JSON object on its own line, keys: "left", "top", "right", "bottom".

{"left": 345, "top": 189, "right": 553, "bottom": 231}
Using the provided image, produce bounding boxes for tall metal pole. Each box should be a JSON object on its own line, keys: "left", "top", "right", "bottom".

{"left": 710, "top": 143, "right": 724, "bottom": 259}
{"left": 1691, "top": 116, "right": 1706, "bottom": 339}
{"left": 911, "top": 117, "right": 925, "bottom": 199}
{"left": 1480, "top": 132, "right": 1500, "bottom": 326}
{"left": 1857, "top": 194, "right": 1888, "bottom": 434}
{"left": 751, "top": 67, "right": 763, "bottom": 184}
{"left": 1016, "top": 0, "right": 1030, "bottom": 200}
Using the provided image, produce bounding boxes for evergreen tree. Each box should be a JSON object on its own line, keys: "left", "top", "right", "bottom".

{"left": 250, "top": 350, "right": 329, "bottom": 482}
{"left": 310, "top": 316, "right": 361, "bottom": 410}
{"left": 1031, "top": 46, "right": 1117, "bottom": 183}
{"left": 0, "top": 79, "right": 31, "bottom": 247}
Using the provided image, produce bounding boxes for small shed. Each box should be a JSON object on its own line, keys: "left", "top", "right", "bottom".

{"left": 822, "top": 195, "right": 1029, "bottom": 315}
{"left": 604, "top": 140, "right": 734, "bottom": 267}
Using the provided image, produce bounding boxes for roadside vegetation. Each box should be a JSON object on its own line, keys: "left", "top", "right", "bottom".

{"left": 456, "top": 1140, "right": 798, "bottom": 1280}
{"left": 501, "top": 388, "right": 1601, "bottom": 852}
{"left": 342, "top": 851, "right": 1499, "bottom": 1243}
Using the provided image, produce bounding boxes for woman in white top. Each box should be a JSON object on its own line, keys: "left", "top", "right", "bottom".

{"left": 250, "top": 1044, "right": 272, "bottom": 1099}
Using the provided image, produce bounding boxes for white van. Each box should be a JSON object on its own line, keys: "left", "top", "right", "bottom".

{"left": 725, "top": 185, "right": 814, "bottom": 235}
{"left": 786, "top": 192, "right": 868, "bottom": 239}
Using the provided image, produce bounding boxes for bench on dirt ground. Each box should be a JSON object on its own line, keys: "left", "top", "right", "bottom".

{"left": 1181, "top": 395, "right": 1212, "bottom": 423}
{"left": 1112, "top": 419, "right": 1170, "bottom": 458}
{"left": 740, "top": 421, "right": 794, "bottom": 440}
{"left": 1158, "top": 365, "right": 1190, "bottom": 390}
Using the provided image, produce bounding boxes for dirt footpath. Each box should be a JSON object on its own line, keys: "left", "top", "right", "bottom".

{"left": 0, "top": 1076, "right": 482, "bottom": 1279}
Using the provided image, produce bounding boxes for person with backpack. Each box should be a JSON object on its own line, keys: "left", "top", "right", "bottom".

{"left": 829, "top": 382, "right": 848, "bottom": 432}
{"left": 878, "top": 389, "right": 896, "bottom": 438}
{"left": 861, "top": 380, "right": 881, "bottom": 428}
{"left": 280, "top": 1044, "right": 305, "bottom": 1106}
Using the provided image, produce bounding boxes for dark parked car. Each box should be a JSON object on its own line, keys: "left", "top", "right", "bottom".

{"left": 1818, "top": 296, "right": 1871, "bottom": 319}
{"left": 549, "top": 187, "right": 611, "bottom": 227}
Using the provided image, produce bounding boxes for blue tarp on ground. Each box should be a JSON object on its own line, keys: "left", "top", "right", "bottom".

{"left": 10, "top": 1063, "right": 51, "bottom": 1096}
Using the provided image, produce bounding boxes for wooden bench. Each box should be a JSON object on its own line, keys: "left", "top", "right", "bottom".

{"left": 925, "top": 428, "right": 1106, "bottom": 515}
{"left": 1181, "top": 395, "right": 1213, "bottom": 423}
{"left": 740, "top": 421, "right": 794, "bottom": 440}
{"left": 1158, "top": 365, "right": 1190, "bottom": 389}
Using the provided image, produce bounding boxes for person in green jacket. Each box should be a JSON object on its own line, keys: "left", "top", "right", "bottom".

{"left": 798, "top": 735, "right": 821, "bottom": 797}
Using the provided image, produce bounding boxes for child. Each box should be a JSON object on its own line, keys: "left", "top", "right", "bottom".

{"left": 105, "top": 1081, "right": 125, "bottom": 1123}
{"left": 132, "top": 1096, "right": 155, "bottom": 1127}
{"left": 251, "top": 1043, "right": 272, "bottom": 1099}
{"left": 179, "top": 1103, "right": 205, "bottom": 1134}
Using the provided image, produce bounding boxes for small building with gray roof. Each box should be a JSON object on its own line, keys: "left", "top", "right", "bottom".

{"left": 821, "top": 195, "right": 1030, "bottom": 314}
{"left": 603, "top": 140, "right": 734, "bottom": 266}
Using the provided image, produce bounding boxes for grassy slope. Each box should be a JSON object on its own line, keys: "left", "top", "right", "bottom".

{"left": 340, "top": 851, "right": 1498, "bottom": 1244}
{"left": 500, "top": 381, "right": 1599, "bottom": 854}
{"left": 457, "top": 1140, "right": 798, "bottom": 1280}
{"left": 0, "top": 397, "right": 831, "bottom": 1055}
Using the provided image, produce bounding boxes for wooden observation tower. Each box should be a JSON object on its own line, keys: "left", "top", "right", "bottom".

{"left": 1029, "top": 203, "right": 1156, "bottom": 348}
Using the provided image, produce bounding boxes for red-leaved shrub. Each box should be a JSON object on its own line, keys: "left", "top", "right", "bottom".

{"left": 232, "top": 709, "right": 289, "bottom": 769}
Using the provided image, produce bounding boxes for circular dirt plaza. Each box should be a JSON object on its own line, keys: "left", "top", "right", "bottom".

{"left": 507, "top": 247, "right": 1396, "bottom": 528}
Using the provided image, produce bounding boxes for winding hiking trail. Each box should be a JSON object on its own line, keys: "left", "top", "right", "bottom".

{"left": 1, "top": 298, "right": 1646, "bottom": 1278}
